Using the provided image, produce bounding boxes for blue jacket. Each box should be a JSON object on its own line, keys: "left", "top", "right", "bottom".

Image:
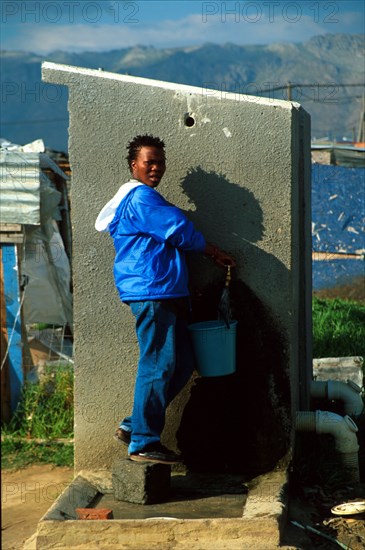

{"left": 108, "top": 184, "right": 206, "bottom": 301}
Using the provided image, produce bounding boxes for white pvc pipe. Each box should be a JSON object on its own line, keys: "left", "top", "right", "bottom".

{"left": 296, "top": 410, "right": 360, "bottom": 482}
{"left": 310, "top": 380, "right": 364, "bottom": 416}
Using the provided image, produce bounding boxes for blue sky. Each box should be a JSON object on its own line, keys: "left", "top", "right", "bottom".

{"left": 1, "top": 1, "right": 364, "bottom": 53}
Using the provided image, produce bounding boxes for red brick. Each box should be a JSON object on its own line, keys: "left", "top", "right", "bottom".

{"left": 76, "top": 508, "right": 113, "bottom": 520}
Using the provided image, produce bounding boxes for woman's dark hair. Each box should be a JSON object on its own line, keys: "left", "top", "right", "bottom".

{"left": 126, "top": 134, "right": 165, "bottom": 170}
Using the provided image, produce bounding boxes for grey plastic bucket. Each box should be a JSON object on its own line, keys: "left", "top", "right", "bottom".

{"left": 188, "top": 320, "right": 238, "bottom": 377}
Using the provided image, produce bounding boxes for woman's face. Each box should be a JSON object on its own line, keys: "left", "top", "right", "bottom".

{"left": 131, "top": 146, "right": 166, "bottom": 188}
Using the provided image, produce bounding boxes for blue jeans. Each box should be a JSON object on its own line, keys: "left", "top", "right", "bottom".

{"left": 120, "top": 300, "right": 195, "bottom": 454}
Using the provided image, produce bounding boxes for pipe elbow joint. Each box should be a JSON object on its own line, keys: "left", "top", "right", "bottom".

{"left": 310, "top": 380, "right": 364, "bottom": 416}
{"left": 296, "top": 410, "right": 360, "bottom": 482}
{"left": 315, "top": 410, "right": 359, "bottom": 454}
{"left": 327, "top": 380, "right": 364, "bottom": 416}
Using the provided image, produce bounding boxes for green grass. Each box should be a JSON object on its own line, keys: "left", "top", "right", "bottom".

{"left": 1, "top": 439, "right": 74, "bottom": 469}
{"left": 2, "top": 364, "right": 74, "bottom": 469}
{"left": 312, "top": 297, "right": 365, "bottom": 359}
{"left": 4, "top": 364, "right": 74, "bottom": 439}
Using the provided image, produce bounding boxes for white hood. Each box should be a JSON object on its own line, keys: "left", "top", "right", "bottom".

{"left": 95, "top": 179, "right": 143, "bottom": 232}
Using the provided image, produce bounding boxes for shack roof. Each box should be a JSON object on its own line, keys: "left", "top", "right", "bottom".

{"left": 0, "top": 141, "right": 69, "bottom": 225}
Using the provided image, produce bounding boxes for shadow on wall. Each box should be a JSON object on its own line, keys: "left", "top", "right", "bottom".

{"left": 180, "top": 166, "right": 264, "bottom": 244}
{"left": 176, "top": 168, "right": 292, "bottom": 475}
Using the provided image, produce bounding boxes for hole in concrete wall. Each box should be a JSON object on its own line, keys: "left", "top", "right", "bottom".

{"left": 184, "top": 115, "right": 195, "bottom": 127}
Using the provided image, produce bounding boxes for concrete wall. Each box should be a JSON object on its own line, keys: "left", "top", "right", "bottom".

{"left": 42, "top": 62, "right": 312, "bottom": 473}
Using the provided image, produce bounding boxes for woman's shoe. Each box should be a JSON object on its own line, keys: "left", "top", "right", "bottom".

{"left": 129, "top": 442, "right": 182, "bottom": 464}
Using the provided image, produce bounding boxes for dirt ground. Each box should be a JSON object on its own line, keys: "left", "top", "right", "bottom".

{"left": 1, "top": 465, "right": 73, "bottom": 550}
{"left": 2, "top": 465, "right": 365, "bottom": 549}
{"left": 283, "top": 483, "right": 365, "bottom": 549}
{"left": 313, "top": 277, "right": 365, "bottom": 304}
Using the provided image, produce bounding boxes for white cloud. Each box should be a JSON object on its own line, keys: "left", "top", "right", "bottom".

{"left": 2, "top": 10, "right": 361, "bottom": 54}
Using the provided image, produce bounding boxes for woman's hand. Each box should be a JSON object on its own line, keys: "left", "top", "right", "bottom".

{"left": 204, "top": 243, "right": 236, "bottom": 267}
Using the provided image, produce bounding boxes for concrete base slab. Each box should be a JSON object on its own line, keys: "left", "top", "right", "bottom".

{"left": 99, "top": 471, "right": 247, "bottom": 520}
{"left": 29, "top": 468, "right": 288, "bottom": 549}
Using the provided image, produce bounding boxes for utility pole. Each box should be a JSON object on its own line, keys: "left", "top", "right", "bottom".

{"left": 357, "top": 92, "right": 365, "bottom": 143}
{"left": 287, "top": 81, "right": 292, "bottom": 101}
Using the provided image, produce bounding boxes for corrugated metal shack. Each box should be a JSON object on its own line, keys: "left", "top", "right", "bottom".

{"left": 0, "top": 139, "right": 73, "bottom": 421}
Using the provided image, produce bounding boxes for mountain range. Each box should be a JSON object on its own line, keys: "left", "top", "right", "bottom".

{"left": 1, "top": 33, "right": 364, "bottom": 152}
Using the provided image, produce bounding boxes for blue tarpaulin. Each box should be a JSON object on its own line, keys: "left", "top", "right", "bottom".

{"left": 2, "top": 244, "right": 24, "bottom": 411}
{"left": 312, "top": 164, "right": 365, "bottom": 291}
